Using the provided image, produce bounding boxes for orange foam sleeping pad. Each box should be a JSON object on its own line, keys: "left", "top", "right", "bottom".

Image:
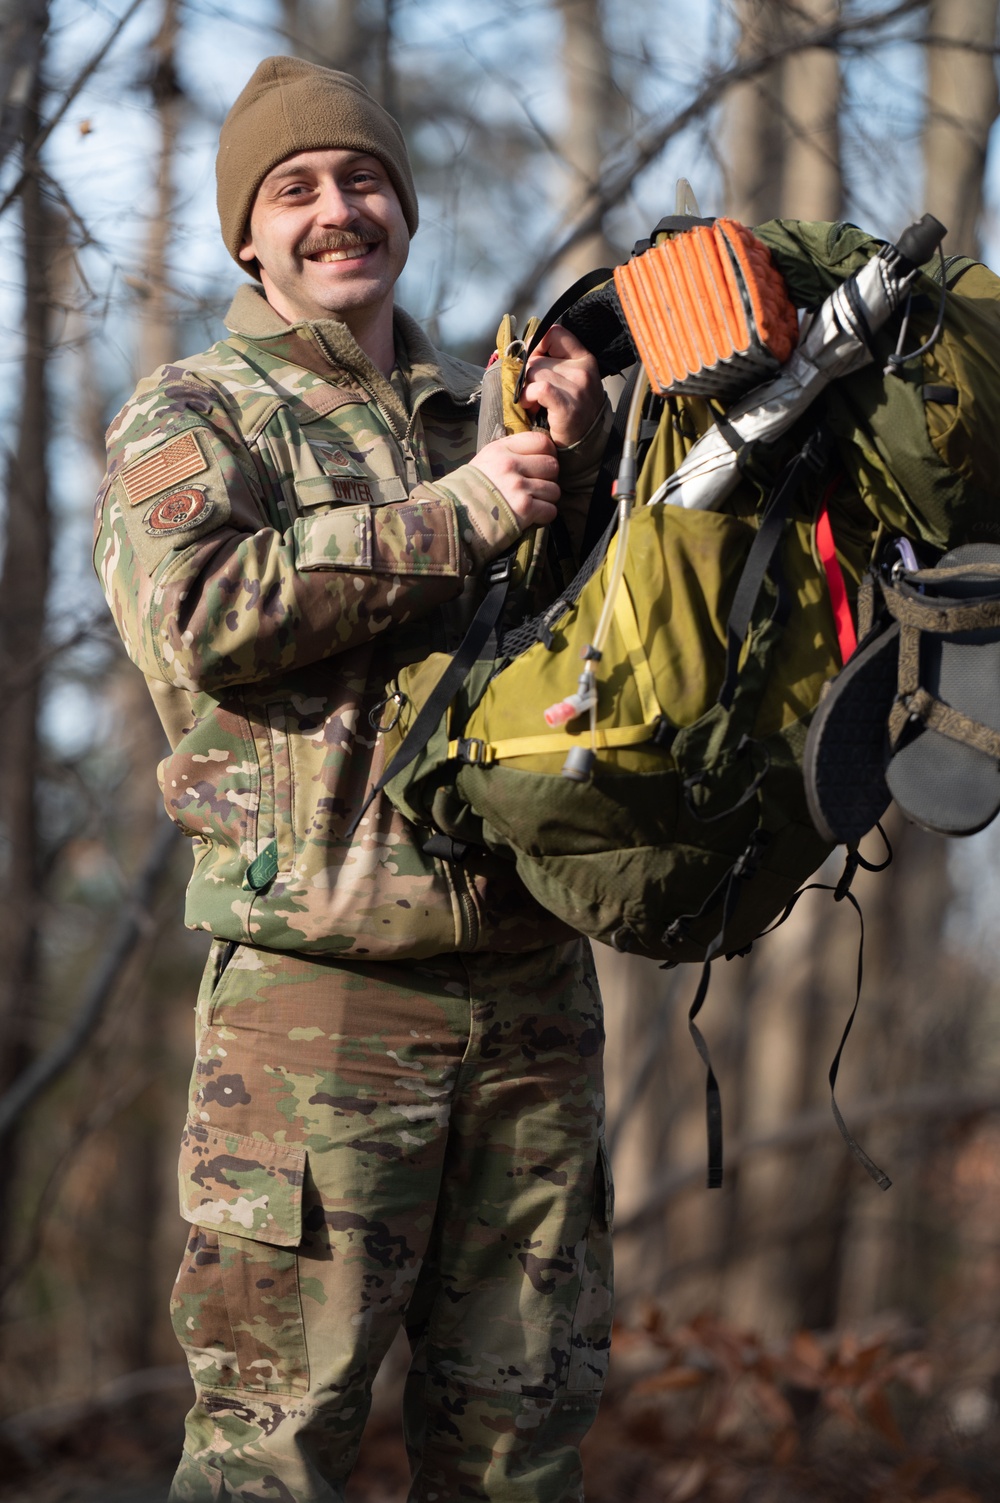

{"left": 614, "top": 218, "right": 799, "bottom": 397}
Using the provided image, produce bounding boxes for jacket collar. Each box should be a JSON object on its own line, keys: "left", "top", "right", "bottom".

{"left": 223, "top": 284, "right": 480, "bottom": 416}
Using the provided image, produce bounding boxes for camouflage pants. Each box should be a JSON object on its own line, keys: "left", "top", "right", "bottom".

{"left": 168, "top": 939, "right": 612, "bottom": 1503}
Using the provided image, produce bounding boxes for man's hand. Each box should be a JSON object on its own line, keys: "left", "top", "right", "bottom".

{"left": 520, "top": 324, "right": 603, "bottom": 448}
{"left": 472, "top": 430, "right": 561, "bottom": 527}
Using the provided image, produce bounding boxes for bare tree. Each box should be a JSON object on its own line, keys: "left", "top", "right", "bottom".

{"left": 923, "top": 0, "right": 1000, "bottom": 256}
{"left": 554, "top": 0, "right": 620, "bottom": 282}
{"left": 0, "top": 0, "right": 49, "bottom": 177}
{"left": 281, "top": 0, "right": 389, "bottom": 99}
{"left": 0, "top": 9, "right": 55, "bottom": 1242}
{"left": 724, "top": 0, "right": 789, "bottom": 222}
{"left": 782, "top": 0, "right": 843, "bottom": 220}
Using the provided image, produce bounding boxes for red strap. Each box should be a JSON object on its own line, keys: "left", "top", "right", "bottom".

{"left": 816, "top": 498, "right": 857, "bottom": 664}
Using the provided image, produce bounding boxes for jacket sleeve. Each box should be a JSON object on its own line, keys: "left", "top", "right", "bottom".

{"left": 94, "top": 376, "right": 523, "bottom": 693}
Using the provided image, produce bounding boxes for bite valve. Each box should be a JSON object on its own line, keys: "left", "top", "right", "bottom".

{"left": 544, "top": 670, "right": 598, "bottom": 728}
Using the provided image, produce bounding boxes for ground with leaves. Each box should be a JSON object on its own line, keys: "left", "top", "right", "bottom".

{"left": 2, "top": 1309, "right": 998, "bottom": 1503}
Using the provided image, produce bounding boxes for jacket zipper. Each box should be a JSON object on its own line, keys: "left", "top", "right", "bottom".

{"left": 310, "top": 326, "right": 439, "bottom": 489}
{"left": 311, "top": 326, "right": 477, "bottom": 944}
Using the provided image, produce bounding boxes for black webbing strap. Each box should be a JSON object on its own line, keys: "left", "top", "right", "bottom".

{"left": 751, "top": 833, "right": 894, "bottom": 1191}
{"left": 668, "top": 828, "right": 770, "bottom": 1188}
{"left": 345, "top": 554, "right": 515, "bottom": 839}
{"left": 718, "top": 431, "right": 824, "bottom": 711}
{"left": 675, "top": 828, "right": 894, "bottom": 1192}
{"left": 825, "top": 887, "right": 891, "bottom": 1190}
{"left": 513, "top": 267, "right": 615, "bottom": 403}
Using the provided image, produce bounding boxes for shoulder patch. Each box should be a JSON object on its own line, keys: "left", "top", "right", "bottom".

{"left": 121, "top": 431, "right": 207, "bottom": 506}
{"left": 144, "top": 488, "right": 215, "bottom": 535}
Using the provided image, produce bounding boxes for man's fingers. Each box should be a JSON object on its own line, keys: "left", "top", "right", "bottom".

{"left": 533, "top": 322, "right": 589, "bottom": 360}
{"left": 471, "top": 433, "right": 563, "bottom": 527}
{"left": 501, "top": 429, "right": 558, "bottom": 456}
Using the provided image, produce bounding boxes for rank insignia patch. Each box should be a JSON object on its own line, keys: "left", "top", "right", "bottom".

{"left": 121, "top": 431, "right": 207, "bottom": 506}
{"left": 145, "top": 488, "right": 213, "bottom": 534}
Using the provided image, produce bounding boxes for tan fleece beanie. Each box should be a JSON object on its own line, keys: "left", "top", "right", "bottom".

{"left": 216, "top": 56, "right": 418, "bottom": 267}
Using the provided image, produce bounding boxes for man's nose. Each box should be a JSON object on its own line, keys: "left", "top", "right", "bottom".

{"left": 314, "top": 181, "right": 359, "bottom": 226}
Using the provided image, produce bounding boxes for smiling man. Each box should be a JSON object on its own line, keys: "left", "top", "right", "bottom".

{"left": 96, "top": 54, "right": 613, "bottom": 1503}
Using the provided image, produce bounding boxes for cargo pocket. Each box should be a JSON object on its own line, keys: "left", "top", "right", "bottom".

{"left": 173, "top": 1119, "right": 309, "bottom": 1396}
{"left": 566, "top": 1135, "right": 614, "bottom": 1393}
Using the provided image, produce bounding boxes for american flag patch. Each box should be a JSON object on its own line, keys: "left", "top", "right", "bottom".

{"left": 120, "top": 431, "right": 207, "bottom": 507}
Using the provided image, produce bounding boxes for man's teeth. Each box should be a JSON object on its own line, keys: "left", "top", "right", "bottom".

{"left": 311, "top": 246, "right": 371, "bottom": 262}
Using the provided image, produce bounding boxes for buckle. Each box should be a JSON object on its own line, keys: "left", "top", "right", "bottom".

{"left": 455, "top": 737, "right": 487, "bottom": 765}
{"left": 487, "top": 553, "right": 514, "bottom": 586}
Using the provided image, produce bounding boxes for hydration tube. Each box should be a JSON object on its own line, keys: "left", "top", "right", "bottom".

{"left": 559, "top": 367, "right": 651, "bottom": 782}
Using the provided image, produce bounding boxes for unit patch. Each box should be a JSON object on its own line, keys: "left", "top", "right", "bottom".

{"left": 308, "top": 439, "right": 366, "bottom": 476}
{"left": 145, "top": 488, "right": 213, "bottom": 534}
{"left": 121, "top": 430, "right": 207, "bottom": 506}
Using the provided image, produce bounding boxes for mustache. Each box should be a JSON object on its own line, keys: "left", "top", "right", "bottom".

{"left": 298, "top": 227, "right": 386, "bottom": 256}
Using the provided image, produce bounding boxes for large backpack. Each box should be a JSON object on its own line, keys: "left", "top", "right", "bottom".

{"left": 375, "top": 217, "right": 1000, "bottom": 967}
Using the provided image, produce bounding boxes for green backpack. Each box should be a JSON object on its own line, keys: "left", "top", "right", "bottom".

{"left": 362, "top": 217, "right": 1000, "bottom": 1186}
{"left": 378, "top": 219, "right": 1000, "bottom": 958}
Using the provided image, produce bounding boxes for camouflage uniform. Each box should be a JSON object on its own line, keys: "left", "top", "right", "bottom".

{"left": 95, "top": 285, "right": 613, "bottom": 1500}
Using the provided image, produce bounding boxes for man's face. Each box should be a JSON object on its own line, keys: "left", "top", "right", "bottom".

{"left": 239, "top": 147, "right": 409, "bottom": 327}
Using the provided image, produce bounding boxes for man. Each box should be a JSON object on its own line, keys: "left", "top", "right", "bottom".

{"left": 95, "top": 55, "right": 613, "bottom": 1503}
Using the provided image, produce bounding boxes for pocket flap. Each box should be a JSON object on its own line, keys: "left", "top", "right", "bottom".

{"left": 178, "top": 1117, "right": 305, "bottom": 1247}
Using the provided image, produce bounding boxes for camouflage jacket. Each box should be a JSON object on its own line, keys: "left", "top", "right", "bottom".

{"left": 95, "top": 285, "right": 608, "bottom": 959}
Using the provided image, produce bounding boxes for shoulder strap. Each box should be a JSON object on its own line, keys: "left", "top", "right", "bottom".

{"left": 512, "top": 267, "right": 614, "bottom": 402}
{"left": 345, "top": 552, "right": 516, "bottom": 838}
{"left": 717, "top": 428, "right": 828, "bottom": 709}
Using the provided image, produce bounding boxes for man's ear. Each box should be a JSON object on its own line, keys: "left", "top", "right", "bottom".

{"left": 238, "top": 234, "right": 256, "bottom": 264}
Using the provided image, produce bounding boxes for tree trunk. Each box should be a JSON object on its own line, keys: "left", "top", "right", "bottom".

{"left": 723, "top": 0, "right": 788, "bottom": 223}
{"left": 0, "top": 29, "right": 53, "bottom": 1268}
{"left": 924, "top": 0, "right": 1000, "bottom": 257}
{"left": 0, "top": 0, "right": 48, "bottom": 177}
{"left": 281, "top": 0, "right": 378, "bottom": 93}
{"left": 553, "top": 0, "right": 618, "bottom": 283}
{"left": 781, "top": 0, "right": 843, "bottom": 220}
{"left": 116, "top": 0, "right": 182, "bottom": 1374}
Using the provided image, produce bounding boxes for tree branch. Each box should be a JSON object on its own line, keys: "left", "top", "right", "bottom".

{"left": 0, "top": 0, "right": 148, "bottom": 220}
{"left": 0, "top": 818, "right": 181, "bottom": 1142}
{"left": 613, "top": 1082, "right": 1000, "bottom": 1235}
{"left": 498, "top": 0, "right": 927, "bottom": 321}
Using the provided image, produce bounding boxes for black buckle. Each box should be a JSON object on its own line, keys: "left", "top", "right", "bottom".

{"left": 422, "top": 833, "right": 469, "bottom": 863}
{"left": 487, "top": 553, "right": 514, "bottom": 586}
{"left": 733, "top": 829, "right": 769, "bottom": 881}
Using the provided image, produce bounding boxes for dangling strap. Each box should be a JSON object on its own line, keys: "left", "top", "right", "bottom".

{"left": 666, "top": 828, "right": 770, "bottom": 1189}
{"left": 824, "top": 884, "right": 891, "bottom": 1190}
{"left": 345, "top": 552, "right": 515, "bottom": 838}
{"left": 753, "top": 834, "right": 894, "bottom": 1191}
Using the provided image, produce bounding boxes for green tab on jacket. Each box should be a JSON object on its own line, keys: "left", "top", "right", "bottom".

{"left": 243, "top": 839, "right": 279, "bottom": 891}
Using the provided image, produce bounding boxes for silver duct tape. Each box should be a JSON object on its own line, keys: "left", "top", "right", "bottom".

{"left": 647, "top": 251, "right": 913, "bottom": 511}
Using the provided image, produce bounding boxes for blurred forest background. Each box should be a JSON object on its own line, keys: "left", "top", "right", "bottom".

{"left": 3, "top": 0, "right": 1000, "bottom": 1499}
